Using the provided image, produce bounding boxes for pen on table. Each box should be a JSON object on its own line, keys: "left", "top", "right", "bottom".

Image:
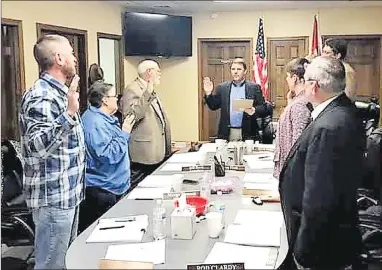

{"left": 114, "top": 217, "right": 136, "bottom": 222}
{"left": 134, "top": 198, "right": 154, "bottom": 200}
{"left": 99, "top": 225, "right": 125, "bottom": 230}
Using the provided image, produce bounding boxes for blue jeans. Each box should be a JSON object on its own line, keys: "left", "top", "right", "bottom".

{"left": 32, "top": 206, "right": 79, "bottom": 269}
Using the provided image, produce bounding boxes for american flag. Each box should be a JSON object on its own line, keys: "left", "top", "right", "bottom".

{"left": 310, "top": 15, "right": 322, "bottom": 56}
{"left": 252, "top": 18, "right": 269, "bottom": 101}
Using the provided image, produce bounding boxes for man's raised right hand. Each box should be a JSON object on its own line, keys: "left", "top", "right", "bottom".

{"left": 67, "top": 75, "right": 80, "bottom": 117}
{"left": 203, "top": 77, "right": 214, "bottom": 95}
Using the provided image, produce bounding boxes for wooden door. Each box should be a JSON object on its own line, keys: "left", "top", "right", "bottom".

{"left": 1, "top": 19, "right": 24, "bottom": 140}
{"left": 198, "top": 40, "right": 252, "bottom": 141}
{"left": 268, "top": 37, "right": 308, "bottom": 119}
{"left": 37, "top": 24, "right": 88, "bottom": 112}
{"left": 324, "top": 36, "right": 380, "bottom": 101}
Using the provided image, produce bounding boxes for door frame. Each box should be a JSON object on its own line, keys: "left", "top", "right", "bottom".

{"left": 97, "top": 32, "right": 125, "bottom": 94}
{"left": 322, "top": 34, "right": 382, "bottom": 125}
{"left": 197, "top": 37, "right": 254, "bottom": 141}
{"left": 266, "top": 36, "right": 309, "bottom": 104}
{"left": 2, "top": 18, "right": 26, "bottom": 94}
{"left": 36, "top": 23, "right": 89, "bottom": 110}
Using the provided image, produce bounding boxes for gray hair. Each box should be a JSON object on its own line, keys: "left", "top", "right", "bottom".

{"left": 137, "top": 60, "right": 159, "bottom": 77}
{"left": 304, "top": 56, "right": 346, "bottom": 94}
{"left": 33, "top": 34, "right": 68, "bottom": 72}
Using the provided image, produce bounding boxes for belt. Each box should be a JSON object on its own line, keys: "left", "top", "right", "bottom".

{"left": 229, "top": 126, "right": 242, "bottom": 129}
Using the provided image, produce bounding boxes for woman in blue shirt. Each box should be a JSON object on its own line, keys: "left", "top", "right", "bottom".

{"left": 79, "top": 80, "right": 135, "bottom": 232}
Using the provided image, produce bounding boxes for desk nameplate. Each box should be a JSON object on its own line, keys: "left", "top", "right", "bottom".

{"left": 187, "top": 262, "right": 245, "bottom": 270}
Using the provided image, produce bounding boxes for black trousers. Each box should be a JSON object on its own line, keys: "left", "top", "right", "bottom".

{"left": 130, "top": 162, "right": 162, "bottom": 190}
{"left": 78, "top": 186, "right": 125, "bottom": 233}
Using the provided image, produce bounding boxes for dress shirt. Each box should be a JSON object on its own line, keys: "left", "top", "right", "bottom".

{"left": 230, "top": 80, "right": 246, "bottom": 127}
{"left": 311, "top": 94, "right": 341, "bottom": 120}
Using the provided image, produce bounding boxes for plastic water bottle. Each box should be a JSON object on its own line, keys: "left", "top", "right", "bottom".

{"left": 152, "top": 199, "right": 166, "bottom": 240}
{"left": 215, "top": 191, "right": 226, "bottom": 228}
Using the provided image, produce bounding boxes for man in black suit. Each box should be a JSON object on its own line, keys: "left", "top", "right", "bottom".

{"left": 203, "top": 58, "right": 267, "bottom": 141}
{"left": 279, "top": 56, "right": 364, "bottom": 270}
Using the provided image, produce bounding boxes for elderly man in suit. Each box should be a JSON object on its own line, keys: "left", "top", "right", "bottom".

{"left": 203, "top": 58, "right": 267, "bottom": 141}
{"left": 278, "top": 56, "right": 364, "bottom": 270}
{"left": 122, "top": 60, "right": 171, "bottom": 179}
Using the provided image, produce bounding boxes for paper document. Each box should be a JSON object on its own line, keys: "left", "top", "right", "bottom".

{"left": 243, "top": 182, "right": 278, "bottom": 191}
{"left": 242, "top": 173, "right": 277, "bottom": 183}
{"left": 138, "top": 174, "right": 184, "bottom": 188}
{"left": 126, "top": 187, "right": 171, "bottom": 200}
{"left": 255, "top": 143, "right": 276, "bottom": 151}
{"left": 224, "top": 224, "right": 281, "bottom": 247}
{"left": 86, "top": 215, "right": 149, "bottom": 243}
{"left": 232, "top": 99, "right": 253, "bottom": 111}
{"left": 198, "top": 143, "right": 217, "bottom": 153}
{"left": 204, "top": 242, "right": 278, "bottom": 269}
{"left": 243, "top": 156, "right": 274, "bottom": 169}
{"left": 166, "top": 152, "right": 201, "bottom": 163}
{"left": 160, "top": 163, "right": 193, "bottom": 172}
{"left": 105, "top": 239, "right": 166, "bottom": 265}
{"left": 233, "top": 210, "right": 284, "bottom": 227}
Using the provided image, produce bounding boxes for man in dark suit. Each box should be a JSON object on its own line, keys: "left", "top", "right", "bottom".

{"left": 203, "top": 58, "right": 267, "bottom": 141}
{"left": 279, "top": 56, "right": 364, "bottom": 270}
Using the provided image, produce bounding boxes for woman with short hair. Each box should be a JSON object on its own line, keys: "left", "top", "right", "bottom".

{"left": 79, "top": 81, "right": 135, "bottom": 232}
{"left": 273, "top": 58, "right": 312, "bottom": 179}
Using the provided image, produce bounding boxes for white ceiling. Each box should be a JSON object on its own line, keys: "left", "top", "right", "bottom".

{"left": 120, "top": 1, "right": 382, "bottom": 14}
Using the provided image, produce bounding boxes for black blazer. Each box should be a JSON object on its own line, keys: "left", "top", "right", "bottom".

{"left": 279, "top": 93, "right": 365, "bottom": 269}
{"left": 204, "top": 80, "right": 267, "bottom": 140}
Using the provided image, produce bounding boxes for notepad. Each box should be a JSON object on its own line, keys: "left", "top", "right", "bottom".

{"left": 160, "top": 163, "right": 193, "bottom": 172}
{"left": 204, "top": 242, "right": 278, "bottom": 269}
{"left": 233, "top": 210, "right": 284, "bottom": 227}
{"left": 243, "top": 156, "right": 274, "bottom": 169}
{"left": 232, "top": 99, "right": 253, "bottom": 112}
{"left": 86, "top": 215, "right": 149, "bottom": 243}
{"left": 224, "top": 224, "right": 281, "bottom": 247}
{"left": 126, "top": 187, "right": 171, "bottom": 200}
{"left": 243, "top": 182, "right": 278, "bottom": 191}
{"left": 105, "top": 239, "right": 166, "bottom": 265}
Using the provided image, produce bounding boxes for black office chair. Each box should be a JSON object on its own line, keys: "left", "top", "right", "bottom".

{"left": 1, "top": 140, "right": 34, "bottom": 262}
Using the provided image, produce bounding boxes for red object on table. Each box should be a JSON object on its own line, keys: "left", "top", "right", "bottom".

{"left": 186, "top": 196, "right": 208, "bottom": 215}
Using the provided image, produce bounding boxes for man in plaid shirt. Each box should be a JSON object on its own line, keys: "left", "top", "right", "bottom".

{"left": 19, "top": 34, "right": 86, "bottom": 269}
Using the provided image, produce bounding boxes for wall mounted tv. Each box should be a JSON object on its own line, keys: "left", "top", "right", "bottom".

{"left": 123, "top": 12, "right": 192, "bottom": 57}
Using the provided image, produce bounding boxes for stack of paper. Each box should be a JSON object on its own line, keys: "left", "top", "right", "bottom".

{"left": 243, "top": 173, "right": 277, "bottom": 183}
{"left": 243, "top": 155, "right": 274, "bottom": 169}
{"left": 198, "top": 143, "right": 217, "bottom": 153}
{"left": 104, "top": 239, "right": 166, "bottom": 265}
{"left": 126, "top": 187, "right": 172, "bottom": 200}
{"left": 233, "top": 210, "right": 284, "bottom": 227}
{"left": 204, "top": 242, "right": 278, "bottom": 269}
{"left": 254, "top": 143, "right": 276, "bottom": 152}
{"left": 224, "top": 224, "right": 281, "bottom": 247}
{"left": 138, "top": 174, "right": 184, "bottom": 188}
{"left": 86, "top": 215, "right": 149, "bottom": 243}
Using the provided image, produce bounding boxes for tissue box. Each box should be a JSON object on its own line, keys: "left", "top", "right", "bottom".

{"left": 170, "top": 207, "right": 196, "bottom": 240}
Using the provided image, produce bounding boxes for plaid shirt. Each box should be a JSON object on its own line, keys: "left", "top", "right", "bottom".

{"left": 19, "top": 73, "right": 86, "bottom": 209}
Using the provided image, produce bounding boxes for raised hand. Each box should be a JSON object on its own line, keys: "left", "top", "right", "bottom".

{"left": 122, "top": 113, "right": 136, "bottom": 133}
{"left": 67, "top": 75, "right": 80, "bottom": 117}
{"left": 203, "top": 77, "right": 214, "bottom": 95}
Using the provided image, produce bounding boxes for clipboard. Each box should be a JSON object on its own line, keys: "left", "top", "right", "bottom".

{"left": 232, "top": 99, "right": 253, "bottom": 111}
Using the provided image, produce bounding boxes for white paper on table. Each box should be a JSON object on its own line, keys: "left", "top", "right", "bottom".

{"left": 242, "top": 173, "right": 277, "bottom": 183}
{"left": 160, "top": 163, "right": 193, "bottom": 172}
{"left": 126, "top": 187, "right": 171, "bottom": 200}
{"left": 204, "top": 242, "right": 278, "bottom": 269}
{"left": 105, "top": 239, "right": 166, "bottom": 265}
{"left": 224, "top": 224, "right": 281, "bottom": 247}
{"left": 255, "top": 143, "right": 276, "bottom": 151}
{"left": 233, "top": 209, "right": 284, "bottom": 227}
{"left": 166, "top": 152, "right": 201, "bottom": 163}
{"left": 138, "top": 174, "right": 184, "bottom": 188}
{"left": 243, "top": 182, "right": 278, "bottom": 191}
{"left": 243, "top": 156, "right": 274, "bottom": 169}
{"left": 198, "top": 143, "right": 217, "bottom": 153}
{"left": 86, "top": 215, "right": 149, "bottom": 243}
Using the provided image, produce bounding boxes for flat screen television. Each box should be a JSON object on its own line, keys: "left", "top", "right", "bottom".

{"left": 123, "top": 12, "right": 192, "bottom": 57}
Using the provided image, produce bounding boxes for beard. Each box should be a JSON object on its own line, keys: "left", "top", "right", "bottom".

{"left": 63, "top": 63, "right": 77, "bottom": 85}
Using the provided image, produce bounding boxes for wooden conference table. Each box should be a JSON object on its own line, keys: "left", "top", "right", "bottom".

{"left": 65, "top": 145, "right": 288, "bottom": 269}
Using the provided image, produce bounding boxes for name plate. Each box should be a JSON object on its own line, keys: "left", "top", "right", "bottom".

{"left": 181, "top": 165, "right": 245, "bottom": 172}
{"left": 187, "top": 263, "right": 245, "bottom": 270}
